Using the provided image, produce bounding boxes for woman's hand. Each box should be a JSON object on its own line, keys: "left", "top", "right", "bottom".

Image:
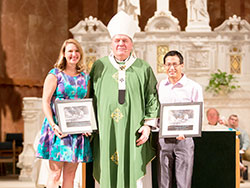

{"left": 82, "top": 132, "right": 92, "bottom": 137}
{"left": 52, "top": 124, "right": 68, "bottom": 138}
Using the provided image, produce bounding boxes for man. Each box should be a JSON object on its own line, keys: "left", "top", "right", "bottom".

{"left": 157, "top": 50, "right": 203, "bottom": 188}
{"left": 206, "top": 108, "right": 220, "bottom": 125}
{"left": 90, "top": 11, "right": 159, "bottom": 188}
{"left": 227, "top": 114, "right": 249, "bottom": 182}
{"left": 203, "top": 108, "right": 228, "bottom": 131}
{"left": 228, "top": 114, "right": 250, "bottom": 153}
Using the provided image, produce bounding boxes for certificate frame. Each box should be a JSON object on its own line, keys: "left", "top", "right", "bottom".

{"left": 159, "top": 102, "right": 203, "bottom": 138}
{"left": 55, "top": 98, "right": 97, "bottom": 134}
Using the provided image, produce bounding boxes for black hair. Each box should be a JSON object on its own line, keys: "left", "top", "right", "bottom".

{"left": 163, "top": 50, "right": 184, "bottom": 64}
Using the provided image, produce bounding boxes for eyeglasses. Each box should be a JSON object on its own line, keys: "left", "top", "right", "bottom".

{"left": 165, "top": 63, "right": 181, "bottom": 68}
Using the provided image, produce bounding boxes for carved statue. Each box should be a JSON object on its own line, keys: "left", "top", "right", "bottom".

{"left": 186, "top": 0, "right": 209, "bottom": 22}
{"left": 118, "top": 0, "right": 140, "bottom": 24}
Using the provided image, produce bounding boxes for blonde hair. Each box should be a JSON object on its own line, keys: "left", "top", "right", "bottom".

{"left": 54, "top": 39, "right": 86, "bottom": 72}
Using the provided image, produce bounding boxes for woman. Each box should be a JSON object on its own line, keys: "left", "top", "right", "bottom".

{"left": 36, "top": 39, "right": 92, "bottom": 188}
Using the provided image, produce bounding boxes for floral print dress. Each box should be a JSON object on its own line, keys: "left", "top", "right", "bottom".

{"left": 36, "top": 68, "right": 92, "bottom": 163}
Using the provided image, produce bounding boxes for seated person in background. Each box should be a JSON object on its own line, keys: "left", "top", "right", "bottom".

{"left": 227, "top": 114, "right": 250, "bottom": 155}
{"left": 227, "top": 114, "right": 249, "bottom": 182}
{"left": 203, "top": 108, "right": 228, "bottom": 131}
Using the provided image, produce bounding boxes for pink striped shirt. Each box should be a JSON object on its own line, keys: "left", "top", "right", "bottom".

{"left": 158, "top": 74, "right": 203, "bottom": 103}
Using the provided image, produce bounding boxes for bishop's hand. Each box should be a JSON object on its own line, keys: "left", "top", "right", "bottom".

{"left": 136, "top": 125, "right": 151, "bottom": 146}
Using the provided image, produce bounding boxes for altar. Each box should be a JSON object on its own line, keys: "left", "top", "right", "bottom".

{"left": 192, "top": 131, "right": 240, "bottom": 188}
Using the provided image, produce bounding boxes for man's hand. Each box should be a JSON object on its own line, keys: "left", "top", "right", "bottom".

{"left": 136, "top": 125, "right": 151, "bottom": 146}
{"left": 176, "top": 134, "right": 185, "bottom": 140}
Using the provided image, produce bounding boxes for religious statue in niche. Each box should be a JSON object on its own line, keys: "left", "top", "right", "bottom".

{"left": 118, "top": 0, "right": 141, "bottom": 31}
{"left": 186, "top": 0, "right": 209, "bottom": 22}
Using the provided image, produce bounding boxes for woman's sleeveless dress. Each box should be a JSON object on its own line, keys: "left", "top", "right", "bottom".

{"left": 36, "top": 68, "right": 92, "bottom": 163}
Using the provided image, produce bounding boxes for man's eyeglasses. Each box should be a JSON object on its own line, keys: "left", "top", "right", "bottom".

{"left": 165, "top": 63, "right": 181, "bottom": 68}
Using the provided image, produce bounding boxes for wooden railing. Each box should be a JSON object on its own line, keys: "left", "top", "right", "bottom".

{"left": 236, "top": 131, "right": 241, "bottom": 188}
{"left": 82, "top": 163, "right": 86, "bottom": 188}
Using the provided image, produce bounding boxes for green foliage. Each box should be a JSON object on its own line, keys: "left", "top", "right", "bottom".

{"left": 205, "top": 69, "right": 240, "bottom": 94}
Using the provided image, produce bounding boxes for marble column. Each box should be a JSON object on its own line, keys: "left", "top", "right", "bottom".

{"left": 17, "top": 97, "right": 44, "bottom": 181}
{"left": 156, "top": 0, "right": 169, "bottom": 13}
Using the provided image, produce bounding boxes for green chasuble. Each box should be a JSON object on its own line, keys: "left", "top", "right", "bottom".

{"left": 90, "top": 56, "right": 159, "bottom": 188}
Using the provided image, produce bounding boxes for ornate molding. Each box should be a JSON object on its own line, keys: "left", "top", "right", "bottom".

{"left": 214, "top": 15, "right": 250, "bottom": 32}
{"left": 22, "top": 97, "right": 42, "bottom": 110}
{"left": 134, "top": 42, "right": 146, "bottom": 60}
{"left": 22, "top": 111, "right": 40, "bottom": 122}
{"left": 156, "top": 45, "right": 169, "bottom": 73}
{"left": 145, "top": 11, "right": 180, "bottom": 32}
{"left": 187, "top": 50, "right": 210, "bottom": 70}
{"left": 69, "top": 16, "right": 108, "bottom": 35}
{"left": 17, "top": 144, "right": 36, "bottom": 180}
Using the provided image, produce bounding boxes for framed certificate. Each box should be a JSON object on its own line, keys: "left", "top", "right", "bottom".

{"left": 159, "top": 102, "right": 203, "bottom": 138}
{"left": 55, "top": 98, "right": 97, "bottom": 134}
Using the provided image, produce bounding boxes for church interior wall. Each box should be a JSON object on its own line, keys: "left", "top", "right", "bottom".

{"left": 0, "top": 0, "right": 249, "bottom": 142}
